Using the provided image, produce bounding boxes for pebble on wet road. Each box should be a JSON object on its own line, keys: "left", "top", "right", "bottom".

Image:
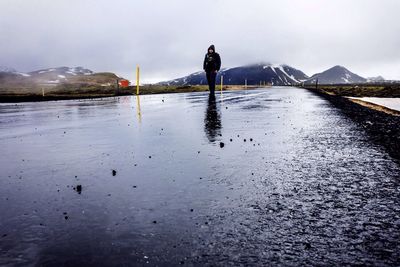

{"left": 73, "top": 185, "right": 82, "bottom": 194}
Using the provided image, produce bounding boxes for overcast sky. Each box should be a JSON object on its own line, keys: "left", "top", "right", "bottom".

{"left": 1, "top": 0, "right": 399, "bottom": 83}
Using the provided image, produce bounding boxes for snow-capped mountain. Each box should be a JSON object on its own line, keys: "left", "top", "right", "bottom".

{"left": 0, "top": 66, "right": 31, "bottom": 77}
{"left": 367, "top": 76, "right": 385, "bottom": 83}
{"left": 0, "top": 66, "right": 95, "bottom": 82}
{"left": 160, "top": 63, "right": 309, "bottom": 86}
{"left": 0, "top": 66, "right": 17, "bottom": 73}
{"left": 305, "top": 65, "right": 367, "bottom": 84}
{"left": 23, "top": 67, "right": 94, "bottom": 84}
{"left": 29, "top": 67, "right": 93, "bottom": 77}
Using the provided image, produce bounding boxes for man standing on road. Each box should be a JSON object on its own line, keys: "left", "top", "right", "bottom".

{"left": 203, "top": 45, "right": 221, "bottom": 95}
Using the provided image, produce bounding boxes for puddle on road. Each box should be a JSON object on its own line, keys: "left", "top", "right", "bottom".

{"left": 1, "top": 87, "right": 399, "bottom": 266}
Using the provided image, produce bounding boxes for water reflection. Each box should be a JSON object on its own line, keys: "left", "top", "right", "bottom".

{"left": 204, "top": 94, "right": 222, "bottom": 142}
{"left": 136, "top": 95, "right": 142, "bottom": 123}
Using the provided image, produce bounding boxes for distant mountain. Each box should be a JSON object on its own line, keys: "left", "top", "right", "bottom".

{"left": 160, "top": 63, "right": 309, "bottom": 86}
{"left": 0, "top": 66, "right": 17, "bottom": 73}
{"left": 0, "top": 66, "right": 32, "bottom": 78}
{"left": 24, "top": 67, "right": 94, "bottom": 84}
{"left": 29, "top": 66, "right": 93, "bottom": 76}
{"left": 0, "top": 66, "right": 121, "bottom": 89}
{"left": 367, "top": 76, "right": 385, "bottom": 83}
{"left": 305, "top": 65, "right": 367, "bottom": 84}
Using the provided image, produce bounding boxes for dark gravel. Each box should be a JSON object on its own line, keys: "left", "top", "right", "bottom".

{"left": 307, "top": 88, "right": 400, "bottom": 161}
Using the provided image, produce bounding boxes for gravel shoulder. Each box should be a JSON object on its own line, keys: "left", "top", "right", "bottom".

{"left": 306, "top": 87, "right": 400, "bottom": 161}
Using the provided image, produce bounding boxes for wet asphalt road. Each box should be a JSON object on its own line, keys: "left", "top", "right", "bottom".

{"left": 0, "top": 87, "right": 399, "bottom": 266}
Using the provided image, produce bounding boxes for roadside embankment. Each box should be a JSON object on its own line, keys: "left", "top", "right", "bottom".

{"left": 303, "top": 84, "right": 400, "bottom": 97}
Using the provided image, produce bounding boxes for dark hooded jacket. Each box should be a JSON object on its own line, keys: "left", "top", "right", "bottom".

{"left": 203, "top": 45, "right": 221, "bottom": 72}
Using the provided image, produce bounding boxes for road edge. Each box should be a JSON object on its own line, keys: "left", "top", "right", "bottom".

{"left": 304, "top": 87, "right": 400, "bottom": 162}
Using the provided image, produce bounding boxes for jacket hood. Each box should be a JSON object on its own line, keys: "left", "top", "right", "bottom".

{"left": 208, "top": 45, "right": 215, "bottom": 53}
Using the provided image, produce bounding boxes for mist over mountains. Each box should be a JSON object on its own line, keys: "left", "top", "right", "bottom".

{"left": 160, "top": 64, "right": 388, "bottom": 86}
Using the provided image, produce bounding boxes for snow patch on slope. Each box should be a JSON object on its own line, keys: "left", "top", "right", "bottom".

{"left": 17, "top": 72, "right": 30, "bottom": 77}
{"left": 278, "top": 65, "right": 300, "bottom": 83}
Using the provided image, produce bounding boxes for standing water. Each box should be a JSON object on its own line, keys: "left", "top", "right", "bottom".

{"left": 0, "top": 87, "right": 399, "bottom": 266}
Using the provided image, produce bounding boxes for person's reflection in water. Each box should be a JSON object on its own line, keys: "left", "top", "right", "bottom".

{"left": 204, "top": 94, "right": 222, "bottom": 143}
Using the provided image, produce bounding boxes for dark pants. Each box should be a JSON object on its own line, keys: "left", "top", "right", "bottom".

{"left": 206, "top": 71, "right": 217, "bottom": 95}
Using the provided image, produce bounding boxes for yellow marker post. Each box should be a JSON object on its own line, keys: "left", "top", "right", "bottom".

{"left": 136, "top": 65, "right": 140, "bottom": 95}
{"left": 220, "top": 75, "right": 223, "bottom": 93}
{"left": 42, "top": 88, "right": 45, "bottom": 97}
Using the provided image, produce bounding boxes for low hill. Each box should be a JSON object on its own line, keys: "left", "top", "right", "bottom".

{"left": 0, "top": 66, "right": 123, "bottom": 94}
{"left": 305, "top": 65, "right": 367, "bottom": 84}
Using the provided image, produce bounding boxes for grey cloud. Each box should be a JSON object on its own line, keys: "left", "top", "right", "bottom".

{"left": 1, "top": 0, "right": 399, "bottom": 82}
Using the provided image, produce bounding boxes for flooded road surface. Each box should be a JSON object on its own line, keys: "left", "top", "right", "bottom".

{"left": 1, "top": 87, "right": 399, "bottom": 266}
